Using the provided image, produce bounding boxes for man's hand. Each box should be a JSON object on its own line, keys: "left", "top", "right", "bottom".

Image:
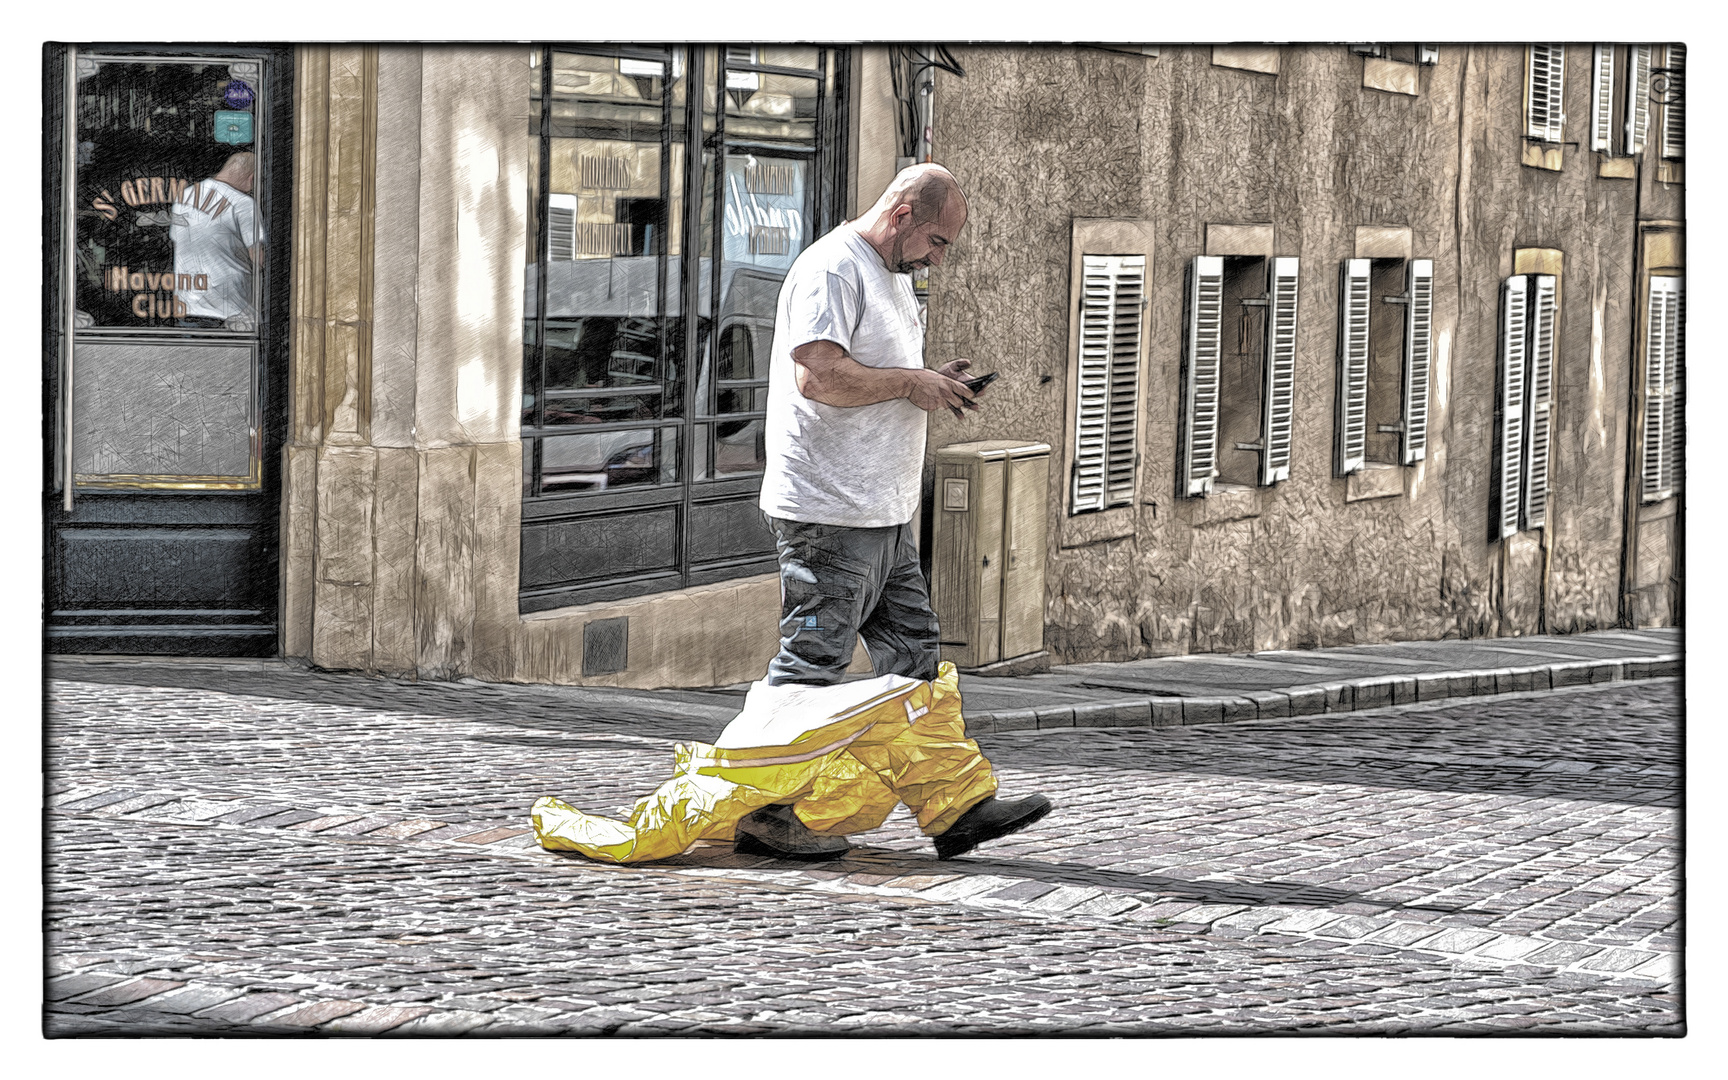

{"left": 903, "top": 368, "right": 977, "bottom": 417}
{"left": 793, "top": 341, "right": 977, "bottom": 414}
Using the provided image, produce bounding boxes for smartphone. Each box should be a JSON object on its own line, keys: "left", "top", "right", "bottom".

{"left": 962, "top": 371, "right": 999, "bottom": 394}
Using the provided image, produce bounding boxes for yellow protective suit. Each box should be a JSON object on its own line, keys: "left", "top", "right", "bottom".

{"left": 531, "top": 662, "right": 997, "bottom": 863}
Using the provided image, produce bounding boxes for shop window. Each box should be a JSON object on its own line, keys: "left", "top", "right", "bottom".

{"left": 1179, "top": 255, "right": 1300, "bottom": 495}
{"left": 1492, "top": 273, "right": 1558, "bottom": 538}
{"left": 519, "top": 44, "right": 847, "bottom": 611}
{"left": 1334, "top": 258, "right": 1433, "bottom": 477}
{"left": 1641, "top": 274, "right": 1684, "bottom": 503}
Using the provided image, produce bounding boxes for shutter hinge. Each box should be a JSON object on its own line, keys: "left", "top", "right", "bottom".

{"left": 1234, "top": 441, "right": 1264, "bottom": 452}
{"left": 1240, "top": 296, "right": 1270, "bottom": 308}
{"left": 1378, "top": 422, "right": 1406, "bottom": 434}
{"left": 1382, "top": 294, "right": 1410, "bottom": 306}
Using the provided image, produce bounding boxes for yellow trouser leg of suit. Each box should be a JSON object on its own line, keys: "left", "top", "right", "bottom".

{"left": 531, "top": 663, "right": 997, "bottom": 863}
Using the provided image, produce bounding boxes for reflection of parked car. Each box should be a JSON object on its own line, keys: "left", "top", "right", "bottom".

{"left": 523, "top": 257, "right": 786, "bottom": 486}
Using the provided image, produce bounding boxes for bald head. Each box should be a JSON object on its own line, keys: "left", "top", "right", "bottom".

{"left": 856, "top": 163, "right": 969, "bottom": 275}
{"left": 215, "top": 151, "right": 256, "bottom": 194}
{"left": 870, "top": 163, "right": 967, "bottom": 226}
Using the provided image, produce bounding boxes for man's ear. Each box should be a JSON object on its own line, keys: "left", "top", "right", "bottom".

{"left": 887, "top": 202, "right": 913, "bottom": 233}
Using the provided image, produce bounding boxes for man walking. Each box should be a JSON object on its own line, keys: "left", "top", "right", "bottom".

{"left": 532, "top": 165, "right": 1051, "bottom": 866}
{"left": 736, "top": 163, "right": 1051, "bottom": 859}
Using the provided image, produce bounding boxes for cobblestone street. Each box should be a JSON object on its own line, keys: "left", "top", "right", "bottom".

{"left": 43, "top": 659, "right": 1683, "bottom": 1038}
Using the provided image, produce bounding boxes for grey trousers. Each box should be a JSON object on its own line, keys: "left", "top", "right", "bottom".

{"left": 764, "top": 516, "right": 942, "bottom": 686}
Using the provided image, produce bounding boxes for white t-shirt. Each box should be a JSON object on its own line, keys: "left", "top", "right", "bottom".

{"left": 169, "top": 178, "right": 264, "bottom": 323}
{"left": 758, "top": 224, "right": 928, "bottom": 528}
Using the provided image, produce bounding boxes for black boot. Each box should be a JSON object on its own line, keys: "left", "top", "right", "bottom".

{"left": 733, "top": 803, "right": 852, "bottom": 861}
{"left": 933, "top": 794, "right": 1053, "bottom": 860}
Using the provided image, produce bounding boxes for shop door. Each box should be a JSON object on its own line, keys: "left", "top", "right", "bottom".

{"left": 44, "top": 46, "right": 292, "bottom": 655}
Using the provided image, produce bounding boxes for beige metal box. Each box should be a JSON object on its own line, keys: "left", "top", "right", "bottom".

{"left": 931, "top": 440, "right": 1051, "bottom": 669}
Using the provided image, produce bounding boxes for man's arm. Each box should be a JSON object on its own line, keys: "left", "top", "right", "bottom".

{"left": 793, "top": 340, "right": 977, "bottom": 413}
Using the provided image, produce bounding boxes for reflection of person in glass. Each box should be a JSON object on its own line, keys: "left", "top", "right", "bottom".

{"left": 168, "top": 151, "right": 264, "bottom": 330}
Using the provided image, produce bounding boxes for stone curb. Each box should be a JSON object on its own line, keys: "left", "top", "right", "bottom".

{"left": 961, "top": 654, "right": 1681, "bottom": 737}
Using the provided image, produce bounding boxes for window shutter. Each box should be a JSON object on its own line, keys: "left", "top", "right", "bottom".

{"left": 1627, "top": 45, "right": 1652, "bottom": 155}
{"left": 1670, "top": 282, "right": 1684, "bottom": 494}
{"left": 1521, "top": 275, "right": 1557, "bottom": 530}
{"left": 1259, "top": 257, "right": 1300, "bottom": 485}
{"left": 1591, "top": 46, "right": 1615, "bottom": 152}
{"left": 1642, "top": 275, "right": 1681, "bottom": 501}
{"left": 1071, "top": 254, "right": 1145, "bottom": 513}
{"left": 547, "top": 195, "right": 576, "bottom": 261}
{"left": 1180, "top": 256, "right": 1224, "bottom": 496}
{"left": 1105, "top": 257, "right": 1146, "bottom": 507}
{"left": 1495, "top": 276, "right": 1529, "bottom": 539}
{"left": 1526, "top": 44, "right": 1566, "bottom": 143}
{"left": 1661, "top": 44, "right": 1684, "bottom": 160}
{"left": 1335, "top": 259, "right": 1371, "bottom": 475}
{"left": 1400, "top": 259, "right": 1434, "bottom": 465}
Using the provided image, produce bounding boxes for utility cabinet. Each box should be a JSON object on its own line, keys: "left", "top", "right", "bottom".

{"left": 931, "top": 440, "right": 1051, "bottom": 669}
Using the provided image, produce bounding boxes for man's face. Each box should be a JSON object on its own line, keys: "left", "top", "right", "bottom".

{"left": 887, "top": 202, "right": 966, "bottom": 275}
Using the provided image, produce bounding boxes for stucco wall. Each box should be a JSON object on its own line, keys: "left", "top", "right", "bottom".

{"left": 924, "top": 44, "right": 1672, "bottom": 664}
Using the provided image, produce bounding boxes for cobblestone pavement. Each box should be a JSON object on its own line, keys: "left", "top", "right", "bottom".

{"left": 44, "top": 660, "right": 1683, "bottom": 1036}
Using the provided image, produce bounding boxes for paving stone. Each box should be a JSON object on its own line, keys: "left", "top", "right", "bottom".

{"left": 46, "top": 972, "right": 130, "bottom": 1001}
{"left": 258, "top": 999, "right": 367, "bottom": 1028}
{"left": 194, "top": 993, "right": 305, "bottom": 1023}
{"left": 43, "top": 660, "right": 1680, "bottom": 1035}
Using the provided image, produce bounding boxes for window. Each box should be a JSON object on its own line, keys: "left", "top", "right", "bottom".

{"left": 1658, "top": 44, "right": 1685, "bottom": 160}
{"left": 1059, "top": 219, "right": 1153, "bottom": 545}
{"left": 519, "top": 45, "right": 847, "bottom": 611}
{"left": 1525, "top": 44, "right": 1566, "bottom": 144}
{"left": 1641, "top": 274, "right": 1684, "bottom": 503}
{"left": 1492, "top": 273, "right": 1558, "bottom": 538}
{"left": 1334, "top": 258, "right": 1433, "bottom": 476}
{"left": 1070, "top": 254, "right": 1146, "bottom": 513}
{"left": 1352, "top": 44, "right": 1438, "bottom": 96}
{"left": 1590, "top": 45, "right": 1656, "bottom": 159}
{"left": 1179, "top": 255, "right": 1300, "bottom": 494}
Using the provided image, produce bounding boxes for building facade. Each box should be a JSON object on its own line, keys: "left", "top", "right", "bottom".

{"left": 43, "top": 43, "right": 1684, "bottom": 688}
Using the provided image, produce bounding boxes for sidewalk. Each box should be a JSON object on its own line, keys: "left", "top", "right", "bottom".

{"left": 949, "top": 627, "right": 1682, "bottom": 735}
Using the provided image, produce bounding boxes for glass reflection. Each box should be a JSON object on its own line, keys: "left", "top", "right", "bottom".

{"left": 73, "top": 58, "right": 265, "bottom": 333}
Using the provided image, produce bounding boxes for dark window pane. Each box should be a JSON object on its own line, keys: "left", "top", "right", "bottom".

{"left": 73, "top": 57, "right": 267, "bottom": 333}
{"left": 536, "top": 425, "right": 680, "bottom": 493}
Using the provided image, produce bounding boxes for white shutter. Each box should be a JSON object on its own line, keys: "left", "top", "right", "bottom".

{"left": 1335, "top": 259, "right": 1371, "bottom": 475}
{"left": 1642, "top": 276, "right": 1681, "bottom": 501}
{"left": 1495, "top": 276, "right": 1529, "bottom": 539}
{"left": 1660, "top": 44, "right": 1684, "bottom": 160}
{"left": 1627, "top": 45, "right": 1652, "bottom": 155}
{"left": 1259, "top": 257, "right": 1299, "bottom": 485}
{"left": 1180, "top": 256, "right": 1224, "bottom": 496}
{"left": 1105, "top": 257, "right": 1146, "bottom": 507}
{"left": 1401, "top": 259, "right": 1434, "bottom": 465}
{"left": 1521, "top": 275, "right": 1557, "bottom": 530}
{"left": 1591, "top": 46, "right": 1616, "bottom": 152}
{"left": 547, "top": 194, "right": 576, "bottom": 262}
{"left": 1526, "top": 44, "right": 1566, "bottom": 143}
{"left": 1071, "top": 254, "right": 1145, "bottom": 512}
{"left": 1670, "top": 282, "right": 1684, "bottom": 494}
